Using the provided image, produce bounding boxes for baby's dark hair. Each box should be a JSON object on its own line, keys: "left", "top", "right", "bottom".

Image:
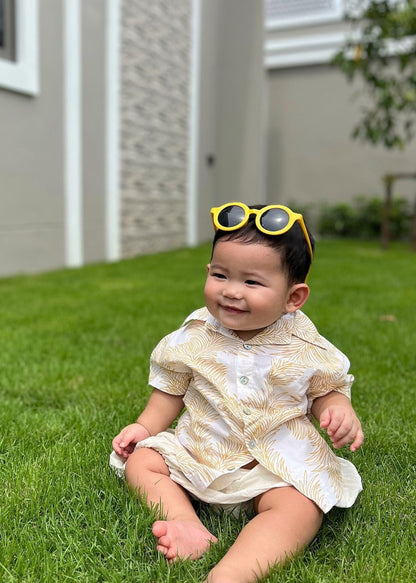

{"left": 211, "top": 204, "right": 315, "bottom": 285}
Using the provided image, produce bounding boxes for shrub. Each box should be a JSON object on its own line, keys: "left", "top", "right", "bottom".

{"left": 318, "top": 196, "right": 412, "bottom": 240}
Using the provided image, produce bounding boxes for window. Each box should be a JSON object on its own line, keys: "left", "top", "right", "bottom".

{"left": 265, "top": 0, "right": 344, "bottom": 30}
{"left": 0, "top": 0, "right": 39, "bottom": 95}
{"left": 0, "top": 0, "right": 16, "bottom": 61}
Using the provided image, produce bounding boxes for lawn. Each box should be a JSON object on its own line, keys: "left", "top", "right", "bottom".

{"left": 0, "top": 240, "right": 415, "bottom": 582}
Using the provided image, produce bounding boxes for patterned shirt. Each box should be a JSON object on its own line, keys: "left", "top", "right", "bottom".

{"left": 149, "top": 307, "right": 362, "bottom": 512}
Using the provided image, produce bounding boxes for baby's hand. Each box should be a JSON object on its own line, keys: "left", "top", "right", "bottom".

{"left": 112, "top": 423, "right": 150, "bottom": 459}
{"left": 319, "top": 405, "right": 364, "bottom": 452}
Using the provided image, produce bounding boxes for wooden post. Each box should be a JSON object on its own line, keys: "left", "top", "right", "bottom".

{"left": 381, "top": 173, "right": 416, "bottom": 251}
{"left": 412, "top": 195, "right": 416, "bottom": 252}
{"left": 381, "top": 175, "right": 393, "bottom": 250}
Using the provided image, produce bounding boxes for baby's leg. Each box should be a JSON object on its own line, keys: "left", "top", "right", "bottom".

{"left": 125, "top": 447, "right": 217, "bottom": 562}
{"left": 205, "top": 486, "right": 322, "bottom": 583}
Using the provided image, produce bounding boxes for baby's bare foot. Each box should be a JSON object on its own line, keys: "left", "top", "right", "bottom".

{"left": 152, "top": 519, "right": 217, "bottom": 562}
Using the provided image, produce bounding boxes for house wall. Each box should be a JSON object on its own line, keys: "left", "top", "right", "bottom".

{"left": 0, "top": 0, "right": 65, "bottom": 275}
{"left": 264, "top": 11, "right": 416, "bottom": 212}
{"left": 266, "top": 64, "right": 416, "bottom": 209}
{"left": 82, "top": 1, "right": 107, "bottom": 264}
{"left": 119, "top": 0, "right": 191, "bottom": 258}
{"left": 195, "top": 0, "right": 266, "bottom": 244}
{"left": 0, "top": 0, "right": 109, "bottom": 277}
{"left": 0, "top": 0, "right": 266, "bottom": 277}
{"left": 118, "top": 0, "right": 266, "bottom": 253}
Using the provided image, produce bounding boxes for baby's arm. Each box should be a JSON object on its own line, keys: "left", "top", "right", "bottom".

{"left": 311, "top": 391, "right": 364, "bottom": 452}
{"left": 112, "top": 388, "right": 184, "bottom": 459}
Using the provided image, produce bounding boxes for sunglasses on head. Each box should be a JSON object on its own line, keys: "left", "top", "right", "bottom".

{"left": 210, "top": 202, "right": 313, "bottom": 260}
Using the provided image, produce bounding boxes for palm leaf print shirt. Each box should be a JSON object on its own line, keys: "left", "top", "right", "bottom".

{"left": 149, "top": 308, "right": 362, "bottom": 512}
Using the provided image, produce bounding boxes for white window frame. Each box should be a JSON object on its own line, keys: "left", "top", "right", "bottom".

{"left": 265, "top": 0, "right": 344, "bottom": 31}
{"left": 0, "top": 0, "right": 39, "bottom": 95}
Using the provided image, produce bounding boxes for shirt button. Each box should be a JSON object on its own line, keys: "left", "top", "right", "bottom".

{"left": 243, "top": 343, "right": 252, "bottom": 350}
{"left": 248, "top": 440, "right": 256, "bottom": 449}
{"left": 239, "top": 376, "right": 249, "bottom": 385}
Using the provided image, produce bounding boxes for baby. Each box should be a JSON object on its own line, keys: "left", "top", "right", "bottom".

{"left": 111, "top": 202, "right": 364, "bottom": 583}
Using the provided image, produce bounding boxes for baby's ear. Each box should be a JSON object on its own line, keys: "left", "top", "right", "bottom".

{"left": 285, "top": 283, "right": 310, "bottom": 313}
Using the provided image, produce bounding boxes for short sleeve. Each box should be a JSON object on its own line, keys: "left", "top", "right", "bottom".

{"left": 307, "top": 347, "right": 353, "bottom": 404}
{"left": 148, "top": 331, "right": 193, "bottom": 396}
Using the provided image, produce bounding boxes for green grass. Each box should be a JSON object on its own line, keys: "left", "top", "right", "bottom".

{"left": 0, "top": 240, "right": 415, "bottom": 582}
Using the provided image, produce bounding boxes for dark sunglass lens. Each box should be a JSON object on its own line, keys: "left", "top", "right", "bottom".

{"left": 218, "top": 205, "right": 246, "bottom": 228}
{"left": 260, "top": 208, "right": 290, "bottom": 232}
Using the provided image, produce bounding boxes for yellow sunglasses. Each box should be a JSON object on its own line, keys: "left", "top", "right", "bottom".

{"left": 210, "top": 202, "right": 313, "bottom": 260}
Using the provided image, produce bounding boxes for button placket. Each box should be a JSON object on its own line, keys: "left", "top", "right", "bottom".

{"left": 236, "top": 346, "right": 254, "bottom": 402}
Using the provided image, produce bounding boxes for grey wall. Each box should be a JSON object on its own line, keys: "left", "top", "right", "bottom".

{"left": 0, "top": 0, "right": 65, "bottom": 275}
{"left": 264, "top": 11, "right": 416, "bottom": 212}
{"left": 82, "top": 0, "right": 107, "bottom": 264}
{"left": 1, "top": 0, "right": 267, "bottom": 276}
{"left": 266, "top": 64, "right": 416, "bottom": 208}
{"left": 0, "top": 0, "right": 108, "bottom": 277}
{"left": 196, "top": 0, "right": 266, "bottom": 243}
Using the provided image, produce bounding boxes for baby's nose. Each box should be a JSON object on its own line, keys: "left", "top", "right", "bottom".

{"left": 223, "top": 282, "right": 243, "bottom": 299}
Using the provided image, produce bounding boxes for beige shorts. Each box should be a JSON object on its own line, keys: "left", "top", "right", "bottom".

{"left": 110, "top": 429, "right": 290, "bottom": 517}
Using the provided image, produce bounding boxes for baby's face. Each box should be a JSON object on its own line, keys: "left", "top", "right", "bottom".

{"left": 204, "top": 240, "right": 294, "bottom": 341}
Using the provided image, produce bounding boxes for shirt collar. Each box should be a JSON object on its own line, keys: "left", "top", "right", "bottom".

{"left": 190, "top": 307, "right": 326, "bottom": 348}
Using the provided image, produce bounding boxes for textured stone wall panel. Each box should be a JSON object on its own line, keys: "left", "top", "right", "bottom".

{"left": 120, "top": 0, "right": 191, "bottom": 257}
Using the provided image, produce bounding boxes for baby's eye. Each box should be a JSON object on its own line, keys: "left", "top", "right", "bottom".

{"left": 213, "top": 272, "right": 226, "bottom": 279}
{"left": 245, "top": 279, "right": 261, "bottom": 286}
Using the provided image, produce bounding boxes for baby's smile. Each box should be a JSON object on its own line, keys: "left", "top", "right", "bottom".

{"left": 221, "top": 304, "right": 247, "bottom": 314}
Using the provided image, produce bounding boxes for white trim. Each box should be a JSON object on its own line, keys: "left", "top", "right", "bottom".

{"left": 265, "top": 0, "right": 344, "bottom": 31}
{"left": 105, "top": 0, "right": 120, "bottom": 261}
{"left": 265, "top": 28, "right": 416, "bottom": 69}
{"left": 0, "top": 0, "right": 39, "bottom": 95}
{"left": 265, "top": 31, "right": 346, "bottom": 68}
{"left": 187, "top": 0, "right": 202, "bottom": 247}
{"left": 63, "top": 0, "right": 83, "bottom": 267}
